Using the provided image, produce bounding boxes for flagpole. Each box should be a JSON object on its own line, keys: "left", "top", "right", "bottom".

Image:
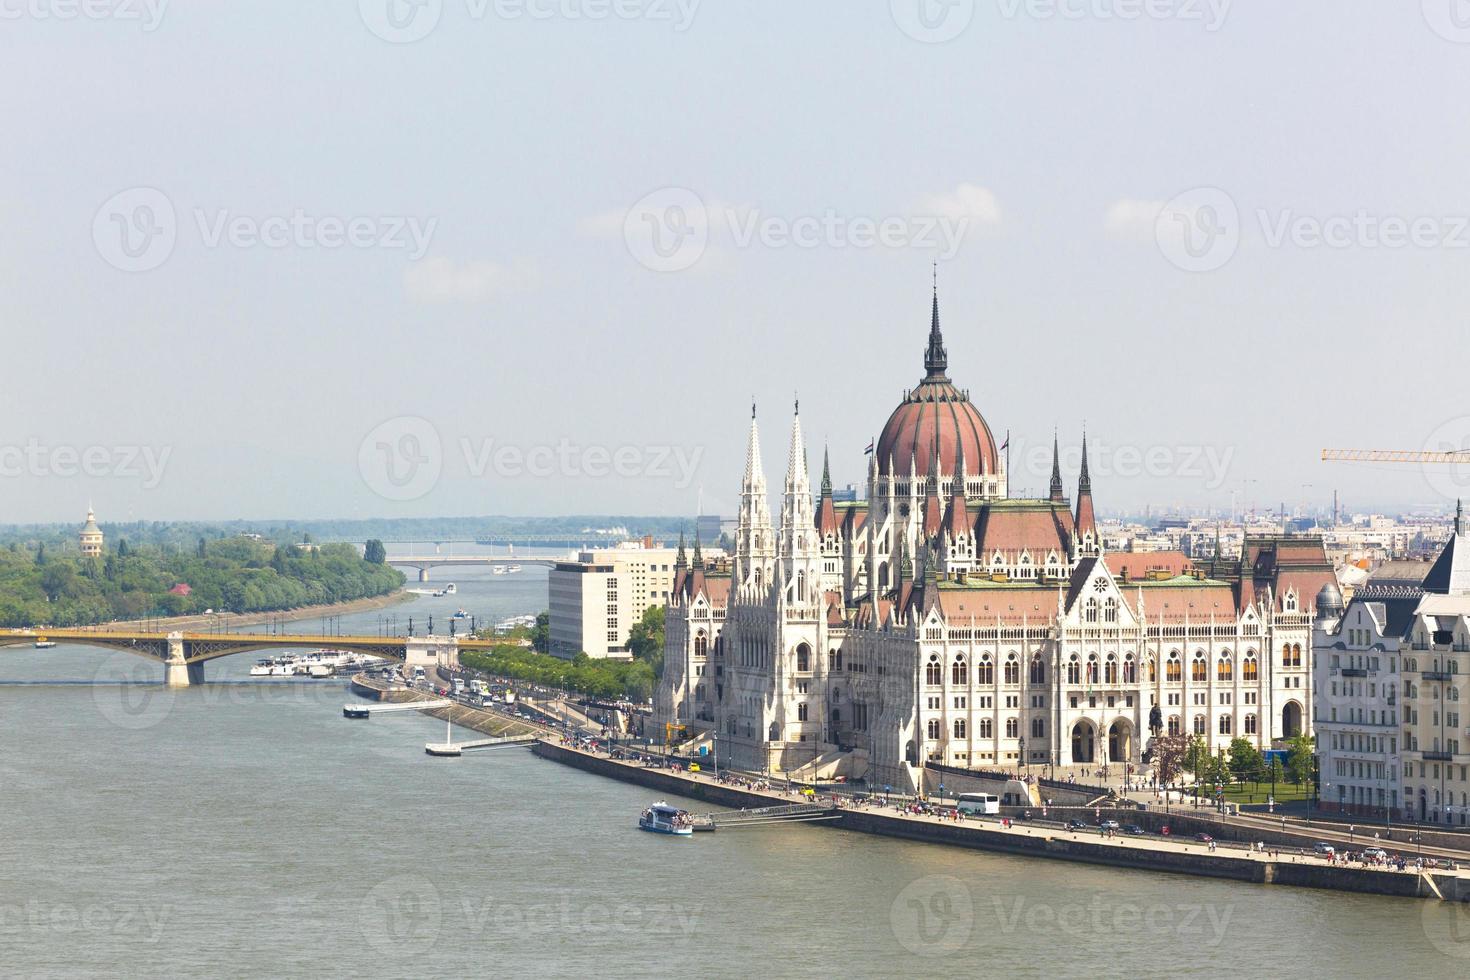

{"left": 1005, "top": 429, "right": 1011, "bottom": 487}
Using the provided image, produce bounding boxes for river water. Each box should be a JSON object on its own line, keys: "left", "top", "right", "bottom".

{"left": 3, "top": 558, "right": 1469, "bottom": 977}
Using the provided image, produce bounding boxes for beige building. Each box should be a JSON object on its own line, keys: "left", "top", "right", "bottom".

{"left": 549, "top": 539, "right": 724, "bottom": 660}
{"left": 79, "top": 507, "right": 103, "bottom": 557}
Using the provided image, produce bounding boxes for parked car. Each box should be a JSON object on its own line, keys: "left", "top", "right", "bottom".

{"left": 1066, "top": 819, "right": 1088, "bottom": 830}
{"left": 1363, "top": 847, "right": 1388, "bottom": 861}
{"left": 1313, "top": 842, "right": 1336, "bottom": 856}
{"left": 1123, "top": 824, "right": 1146, "bottom": 836}
{"left": 1099, "top": 819, "right": 1120, "bottom": 831}
{"left": 1194, "top": 833, "right": 1214, "bottom": 843}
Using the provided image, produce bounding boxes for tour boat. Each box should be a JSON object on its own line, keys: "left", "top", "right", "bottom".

{"left": 451, "top": 609, "right": 470, "bottom": 619}
{"left": 33, "top": 640, "right": 57, "bottom": 649}
{"left": 307, "top": 662, "right": 335, "bottom": 678}
{"left": 442, "top": 583, "right": 457, "bottom": 594}
{"left": 492, "top": 566, "right": 507, "bottom": 575}
{"left": 249, "top": 659, "right": 275, "bottom": 676}
{"left": 638, "top": 802, "right": 694, "bottom": 836}
{"left": 507, "top": 564, "right": 521, "bottom": 573}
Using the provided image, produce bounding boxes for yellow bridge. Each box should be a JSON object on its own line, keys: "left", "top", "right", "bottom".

{"left": 2, "top": 628, "right": 507, "bottom": 687}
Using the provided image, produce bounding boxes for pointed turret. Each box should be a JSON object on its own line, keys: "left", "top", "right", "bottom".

{"left": 816, "top": 446, "right": 840, "bottom": 537}
{"left": 1075, "top": 431, "right": 1098, "bottom": 556}
{"left": 945, "top": 444, "right": 970, "bottom": 538}
{"left": 734, "top": 403, "right": 775, "bottom": 590}
{"left": 923, "top": 269, "right": 948, "bottom": 382}
{"left": 779, "top": 401, "right": 816, "bottom": 561}
{"left": 1049, "top": 430, "right": 1064, "bottom": 502}
{"left": 692, "top": 532, "right": 704, "bottom": 571}
{"left": 675, "top": 529, "right": 687, "bottom": 569}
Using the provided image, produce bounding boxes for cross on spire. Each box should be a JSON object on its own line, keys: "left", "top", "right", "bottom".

{"left": 924, "top": 269, "right": 948, "bottom": 381}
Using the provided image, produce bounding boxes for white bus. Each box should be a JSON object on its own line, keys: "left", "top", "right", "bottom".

{"left": 955, "top": 793, "right": 1000, "bottom": 816}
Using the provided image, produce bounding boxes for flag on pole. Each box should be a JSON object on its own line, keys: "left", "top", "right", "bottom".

{"left": 999, "top": 434, "right": 1010, "bottom": 451}
{"left": 864, "top": 439, "right": 874, "bottom": 455}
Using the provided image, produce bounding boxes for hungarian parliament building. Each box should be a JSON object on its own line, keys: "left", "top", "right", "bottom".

{"left": 654, "top": 288, "right": 1335, "bottom": 793}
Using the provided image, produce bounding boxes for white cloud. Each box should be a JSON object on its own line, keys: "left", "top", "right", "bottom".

{"left": 914, "top": 182, "right": 1001, "bottom": 225}
{"left": 403, "top": 257, "right": 540, "bottom": 304}
{"left": 1105, "top": 198, "right": 1165, "bottom": 239}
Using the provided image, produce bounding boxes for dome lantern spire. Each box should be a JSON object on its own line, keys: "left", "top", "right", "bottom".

{"left": 924, "top": 264, "right": 948, "bottom": 381}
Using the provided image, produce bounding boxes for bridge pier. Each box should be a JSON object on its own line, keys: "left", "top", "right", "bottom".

{"left": 163, "top": 633, "right": 203, "bottom": 687}
{"left": 418, "top": 567, "right": 431, "bottom": 583}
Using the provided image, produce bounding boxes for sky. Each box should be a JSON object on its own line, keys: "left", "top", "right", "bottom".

{"left": 5, "top": 0, "right": 1470, "bottom": 524}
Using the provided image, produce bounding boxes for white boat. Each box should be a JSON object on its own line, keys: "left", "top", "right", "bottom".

{"left": 33, "top": 640, "right": 57, "bottom": 649}
{"left": 249, "top": 658, "right": 275, "bottom": 676}
{"left": 270, "top": 659, "right": 297, "bottom": 676}
{"left": 492, "top": 566, "right": 507, "bottom": 575}
{"left": 507, "top": 564, "right": 521, "bottom": 573}
{"left": 638, "top": 802, "right": 694, "bottom": 836}
{"left": 451, "top": 609, "right": 470, "bottom": 619}
{"left": 307, "top": 663, "right": 335, "bottom": 678}
{"left": 442, "top": 583, "right": 457, "bottom": 594}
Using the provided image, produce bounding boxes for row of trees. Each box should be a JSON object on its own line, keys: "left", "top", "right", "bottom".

{"left": 0, "top": 538, "right": 404, "bottom": 627}
{"left": 459, "top": 646, "right": 659, "bottom": 702}
{"left": 1150, "top": 731, "right": 1315, "bottom": 790}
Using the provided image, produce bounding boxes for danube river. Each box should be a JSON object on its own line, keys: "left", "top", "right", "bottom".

{"left": 2, "top": 563, "right": 1468, "bottom": 976}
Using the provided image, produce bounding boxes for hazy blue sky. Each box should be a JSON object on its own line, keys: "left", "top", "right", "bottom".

{"left": 5, "top": 1, "right": 1470, "bottom": 524}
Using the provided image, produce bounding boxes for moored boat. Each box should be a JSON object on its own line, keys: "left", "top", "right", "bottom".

{"left": 638, "top": 802, "right": 694, "bottom": 836}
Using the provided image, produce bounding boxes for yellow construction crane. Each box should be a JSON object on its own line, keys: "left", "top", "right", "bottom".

{"left": 1321, "top": 449, "right": 1470, "bottom": 463}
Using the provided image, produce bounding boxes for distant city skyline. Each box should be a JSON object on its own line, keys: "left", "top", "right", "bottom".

{"left": 7, "top": 3, "right": 1470, "bottom": 522}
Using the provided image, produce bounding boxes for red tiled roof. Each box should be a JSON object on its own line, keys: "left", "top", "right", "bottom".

{"left": 972, "top": 506, "right": 1071, "bottom": 558}
{"left": 934, "top": 586, "right": 1058, "bottom": 625}
{"left": 1103, "top": 552, "right": 1193, "bottom": 580}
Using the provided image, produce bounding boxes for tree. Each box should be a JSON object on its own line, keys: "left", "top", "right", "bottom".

{"left": 626, "top": 605, "right": 666, "bottom": 676}
{"left": 530, "top": 611, "right": 550, "bottom": 653}
{"left": 197, "top": 537, "right": 208, "bottom": 559}
{"left": 1183, "top": 736, "right": 1210, "bottom": 781}
{"left": 1285, "top": 733, "right": 1315, "bottom": 785}
{"left": 117, "top": 539, "right": 130, "bottom": 557}
{"left": 1150, "top": 732, "right": 1193, "bottom": 785}
{"left": 34, "top": 542, "right": 46, "bottom": 566}
{"left": 1228, "top": 736, "right": 1263, "bottom": 785}
{"left": 364, "top": 539, "right": 387, "bottom": 565}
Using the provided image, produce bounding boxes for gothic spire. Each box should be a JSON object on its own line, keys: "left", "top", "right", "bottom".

{"left": 924, "top": 268, "right": 948, "bottom": 382}
{"left": 821, "top": 446, "right": 832, "bottom": 497}
{"left": 675, "top": 529, "right": 687, "bottom": 569}
{"left": 692, "top": 532, "right": 704, "bottom": 570}
{"left": 1079, "top": 428, "right": 1092, "bottom": 495}
{"left": 1049, "top": 429, "right": 1064, "bottom": 502}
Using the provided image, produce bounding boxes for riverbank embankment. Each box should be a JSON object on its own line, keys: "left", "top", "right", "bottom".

{"left": 533, "top": 739, "right": 1470, "bottom": 903}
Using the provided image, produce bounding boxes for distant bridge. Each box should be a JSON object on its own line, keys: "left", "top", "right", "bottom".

{"left": 2, "top": 629, "right": 515, "bottom": 688}
{"left": 385, "top": 555, "right": 562, "bottom": 582}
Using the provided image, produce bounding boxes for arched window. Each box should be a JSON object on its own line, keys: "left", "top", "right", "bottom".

{"left": 796, "top": 643, "right": 810, "bottom": 672}
{"left": 1085, "top": 598, "right": 1099, "bottom": 623}
{"left": 1287, "top": 643, "right": 1302, "bottom": 668}
{"left": 1166, "top": 653, "right": 1182, "bottom": 683}
{"left": 1217, "top": 653, "right": 1233, "bottom": 683}
{"left": 694, "top": 631, "right": 707, "bottom": 659}
{"left": 1168, "top": 715, "right": 1181, "bottom": 735}
{"left": 977, "top": 656, "right": 994, "bottom": 686}
{"left": 1242, "top": 653, "right": 1258, "bottom": 682}
{"left": 1067, "top": 655, "right": 1081, "bottom": 685}
{"left": 1086, "top": 654, "right": 1099, "bottom": 685}
{"left": 1191, "top": 653, "right": 1207, "bottom": 683}
{"left": 1244, "top": 713, "right": 1257, "bottom": 735}
{"left": 1451, "top": 686, "right": 1461, "bottom": 703}
{"left": 1030, "top": 655, "right": 1045, "bottom": 684}
{"left": 1122, "top": 655, "right": 1137, "bottom": 685}
{"left": 952, "top": 655, "right": 968, "bottom": 687}
{"left": 925, "top": 656, "right": 942, "bottom": 687}
{"left": 1146, "top": 656, "right": 1156, "bottom": 683}
{"left": 926, "top": 718, "right": 941, "bottom": 740}
{"left": 828, "top": 648, "right": 842, "bottom": 672}
{"left": 1104, "top": 654, "right": 1117, "bottom": 685}
{"left": 1004, "top": 654, "right": 1020, "bottom": 686}
{"left": 1193, "top": 714, "right": 1206, "bottom": 736}
{"left": 1219, "top": 714, "right": 1232, "bottom": 735}
{"left": 953, "top": 719, "right": 967, "bottom": 739}
{"left": 1104, "top": 598, "right": 1118, "bottom": 623}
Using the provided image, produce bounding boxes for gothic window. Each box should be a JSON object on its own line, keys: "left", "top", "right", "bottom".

{"left": 1219, "top": 714, "right": 1232, "bottom": 735}
{"left": 1122, "top": 655, "right": 1137, "bottom": 685}
{"left": 1217, "top": 653, "right": 1233, "bottom": 683}
{"left": 1104, "top": 654, "right": 1117, "bottom": 685}
{"left": 954, "top": 719, "right": 967, "bottom": 739}
{"left": 977, "top": 656, "right": 994, "bottom": 686}
{"left": 1168, "top": 715, "right": 1181, "bottom": 736}
{"left": 952, "top": 655, "right": 968, "bottom": 686}
{"left": 1004, "top": 654, "right": 1020, "bottom": 686}
{"left": 1147, "top": 656, "right": 1156, "bottom": 683}
{"left": 1067, "top": 655, "right": 1081, "bottom": 685}
{"left": 694, "top": 631, "right": 708, "bottom": 659}
{"left": 796, "top": 643, "right": 811, "bottom": 672}
{"left": 1104, "top": 598, "right": 1118, "bottom": 623}
{"left": 1005, "top": 717, "right": 1018, "bottom": 738}
{"left": 1085, "top": 598, "right": 1099, "bottom": 624}
{"left": 1192, "top": 653, "right": 1207, "bottom": 683}
{"left": 1244, "top": 713, "right": 1257, "bottom": 735}
{"left": 925, "top": 655, "right": 942, "bottom": 687}
{"left": 1193, "top": 714, "right": 1206, "bottom": 736}
{"left": 1242, "top": 653, "right": 1258, "bottom": 682}
{"left": 980, "top": 718, "right": 993, "bottom": 738}
{"left": 1166, "top": 652, "right": 1182, "bottom": 683}
{"left": 1030, "top": 718, "right": 1044, "bottom": 739}
{"left": 1086, "top": 654, "right": 1098, "bottom": 685}
{"left": 1030, "top": 655, "right": 1045, "bottom": 684}
{"left": 926, "top": 718, "right": 941, "bottom": 740}
{"left": 829, "top": 648, "right": 842, "bottom": 672}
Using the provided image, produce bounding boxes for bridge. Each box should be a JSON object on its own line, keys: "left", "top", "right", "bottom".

{"left": 1, "top": 629, "right": 515, "bottom": 688}
{"left": 385, "top": 555, "right": 562, "bottom": 582}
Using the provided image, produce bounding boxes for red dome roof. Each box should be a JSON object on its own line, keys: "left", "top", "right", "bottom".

{"left": 877, "top": 381, "right": 999, "bottom": 478}
{"left": 876, "top": 289, "right": 1000, "bottom": 479}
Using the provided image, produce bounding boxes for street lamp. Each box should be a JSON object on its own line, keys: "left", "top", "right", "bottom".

{"left": 1017, "top": 736, "right": 1026, "bottom": 775}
